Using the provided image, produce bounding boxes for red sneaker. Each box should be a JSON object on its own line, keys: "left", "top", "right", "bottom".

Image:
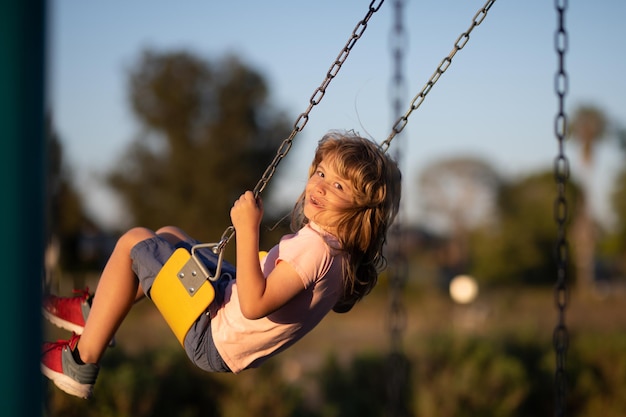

{"left": 42, "top": 288, "right": 92, "bottom": 334}
{"left": 41, "top": 333, "right": 99, "bottom": 399}
{"left": 43, "top": 288, "right": 116, "bottom": 347}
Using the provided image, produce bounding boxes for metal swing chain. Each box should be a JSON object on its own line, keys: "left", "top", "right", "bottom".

{"left": 379, "top": 0, "right": 497, "bottom": 153}
{"left": 204, "top": 0, "right": 385, "bottom": 262}
{"left": 553, "top": 0, "right": 570, "bottom": 415}
{"left": 386, "top": 0, "right": 409, "bottom": 416}
{"left": 252, "top": 0, "right": 384, "bottom": 198}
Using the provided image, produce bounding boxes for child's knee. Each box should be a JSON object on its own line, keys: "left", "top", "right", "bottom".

{"left": 155, "top": 225, "right": 180, "bottom": 235}
{"left": 119, "top": 227, "right": 155, "bottom": 248}
{"left": 156, "top": 226, "right": 191, "bottom": 244}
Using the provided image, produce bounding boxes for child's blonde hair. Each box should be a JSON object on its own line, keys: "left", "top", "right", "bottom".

{"left": 292, "top": 130, "right": 402, "bottom": 313}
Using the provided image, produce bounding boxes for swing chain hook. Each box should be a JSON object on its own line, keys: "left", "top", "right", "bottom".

{"left": 189, "top": 226, "right": 235, "bottom": 282}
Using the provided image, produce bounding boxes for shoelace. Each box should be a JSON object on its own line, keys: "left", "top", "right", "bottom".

{"left": 43, "top": 332, "right": 80, "bottom": 354}
{"left": 72, "top": 287, "right": 92, "bottom": 301}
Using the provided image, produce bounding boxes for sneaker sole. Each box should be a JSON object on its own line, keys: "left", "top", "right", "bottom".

{"left": 41, "top": 363, "right": 94, "bottom": 399}
{"left": 42, "top": 308, "right": 116, "bottom": 347}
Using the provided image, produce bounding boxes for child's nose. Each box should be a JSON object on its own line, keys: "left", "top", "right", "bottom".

{"left": 314, "top": 181, "right": 326, "bottom": 195}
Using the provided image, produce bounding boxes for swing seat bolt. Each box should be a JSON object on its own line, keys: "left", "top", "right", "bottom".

{"left": 178, "top": 273, "right": 185, "bottom": 279}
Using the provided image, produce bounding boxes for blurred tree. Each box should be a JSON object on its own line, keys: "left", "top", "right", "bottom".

{"left": 417, "top": 157, "right": 501, "bottom": 285}
{"left": 107, "top": 49, "right": 292, "bottom": 249}
{"left": 600, "top": 140, "right": 626, "bottom": 279}
{"left": 470, "top": 171, "right": 581, "bottom": 286}
{"left": 45, "top": 113, "right": 97, "bottom": 287}
{"left": 568, "top": 105, "right": 607, "bottom": 167}
{"left": 568, "top": 105, "right": 608, "bottom": 292}
{"left": 609, "top": 166, "right": 626, "bottom": 273}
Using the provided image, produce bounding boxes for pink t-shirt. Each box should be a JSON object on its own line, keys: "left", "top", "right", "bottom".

{"left": 211, "top": 222, "right": 345, "bottom": 373}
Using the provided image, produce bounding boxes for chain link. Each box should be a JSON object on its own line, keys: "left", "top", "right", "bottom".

{"left": 553, "top": 1, "right": 569, "bottom": 416}
{"left": 386, "top": 0, "right": 410, "bottom": 416}
{"left": 379, "top": 0, "right": 497, "bottom": 152}
{"left": 206, "top": 0, "right": 385, "bottom": 255}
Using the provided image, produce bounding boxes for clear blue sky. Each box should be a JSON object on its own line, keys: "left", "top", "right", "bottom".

{"left": 49, "top": 0, "right": 626, "bottom": 231}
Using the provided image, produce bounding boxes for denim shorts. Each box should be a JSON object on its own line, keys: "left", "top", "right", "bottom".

{"left": 130, "top": 235, "right": 235, "bottom": 373}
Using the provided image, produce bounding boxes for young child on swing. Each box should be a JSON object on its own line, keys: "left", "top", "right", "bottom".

{"left": 41, "top": 130, "right": 402, "bottom": 399}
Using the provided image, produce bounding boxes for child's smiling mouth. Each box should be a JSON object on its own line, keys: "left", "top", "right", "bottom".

{"left": 309, "top": 196, "right": 323, "bottom": 208}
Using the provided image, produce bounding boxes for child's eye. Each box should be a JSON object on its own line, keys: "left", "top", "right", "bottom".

{"left": 316, "top": 170, "right": 325, "bottom": 178}
{"left": 334, "top": 183, "right": 344, "bottom": 191}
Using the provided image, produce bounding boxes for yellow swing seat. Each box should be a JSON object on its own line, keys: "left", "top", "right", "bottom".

{"left": 150, "top": 241, "right": 268, "bottom": 346}
{"left": 150, "top": 247, "right": 217, "bottom": 346}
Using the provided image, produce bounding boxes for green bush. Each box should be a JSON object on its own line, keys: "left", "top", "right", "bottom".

{"left": 569, "top": 333, "right": 626, "bottom": 417}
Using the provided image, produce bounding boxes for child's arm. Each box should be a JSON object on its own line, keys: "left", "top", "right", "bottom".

{"left": 230, "top": 191, "right": 305, "bottom": 320}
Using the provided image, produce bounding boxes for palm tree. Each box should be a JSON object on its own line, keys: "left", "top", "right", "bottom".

{"left": 567, "top": 105, "right": 607, "bottom": 293}
{"left": 569, "top": 106, "right": 607, "bottom": 166}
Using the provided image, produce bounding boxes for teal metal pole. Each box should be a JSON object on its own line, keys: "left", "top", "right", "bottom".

{"left": 0, "top": 0, "right": 46, "bottom": 415}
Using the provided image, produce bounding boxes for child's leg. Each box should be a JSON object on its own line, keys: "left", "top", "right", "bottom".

{"left": 77, "top": 227, "right": 156, "bottom": 364}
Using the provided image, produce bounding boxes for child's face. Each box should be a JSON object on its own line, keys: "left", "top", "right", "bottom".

{"left": 304, "top": 155, "right": 355, "bottom": 232}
